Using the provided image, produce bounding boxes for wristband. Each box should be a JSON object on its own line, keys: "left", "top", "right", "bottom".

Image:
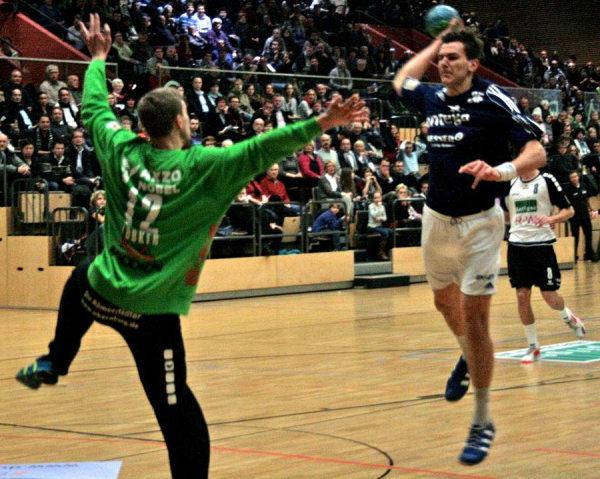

{"left": 495, "top": 162, "right": 517, "bottom": 182}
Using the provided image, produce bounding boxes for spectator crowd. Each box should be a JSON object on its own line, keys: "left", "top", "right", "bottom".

{"left": 1, "top": 0, "right": 599, "bottom": 259}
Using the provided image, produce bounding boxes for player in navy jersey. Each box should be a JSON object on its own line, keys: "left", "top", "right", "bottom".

{"left": 505, "top": 169, "right": 585, "bottom": 364}
{"left": 392, "top": 23, "right": 547, "bottom": 465}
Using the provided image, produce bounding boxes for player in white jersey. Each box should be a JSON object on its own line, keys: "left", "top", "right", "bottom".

{"left": 505, "top": 169, "right": 586, "bottom": 364}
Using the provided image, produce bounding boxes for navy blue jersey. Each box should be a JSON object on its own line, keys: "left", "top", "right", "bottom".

{"left": 401, "top": 76, "right": 542, "bottom": 216}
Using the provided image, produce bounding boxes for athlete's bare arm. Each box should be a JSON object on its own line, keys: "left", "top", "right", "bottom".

{"left": 534, "top": 205, "right": 574, "bottom": 226}
{"left": 460, "top": 140, "right": 547, "bottom": 189}
{"left": 392, "top": 19, "right": 463, "bottom": 95}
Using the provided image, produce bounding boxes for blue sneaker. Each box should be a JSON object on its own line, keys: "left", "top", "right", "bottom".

{"left": 16, "top": 359, "right": 58, "bottom": 389}
{"left": 445, "top": 355, "right": 469, "bottom": 401}
{"left": 459, "top": 422, "right": 496, "bottom": 465}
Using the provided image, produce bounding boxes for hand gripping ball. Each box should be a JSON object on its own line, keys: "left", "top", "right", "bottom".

{"left": 425, "top": 5, "right": 460, "bottom": 37}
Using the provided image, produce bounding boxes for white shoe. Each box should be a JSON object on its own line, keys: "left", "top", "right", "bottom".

{"left": 566, "top": 313, "right": 586, "bottom": 339}
{"left": 521, "top": 346, "right": 541, "bottom": 364}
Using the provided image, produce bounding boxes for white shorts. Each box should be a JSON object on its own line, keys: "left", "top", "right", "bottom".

{"left": 421, "top": 204, "right": 505, "bottom": 296}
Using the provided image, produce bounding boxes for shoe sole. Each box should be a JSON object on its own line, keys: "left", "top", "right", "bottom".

{"left": 459, "top": 455, "right": 488, "bottom": 466}
{"left": 16, "top": 374, "right": 42, "bottom": 389}
{"left": 521, "top": 353, "right": 541, "bottom": 364}
{"left": 445, "top": 391, "right": 468, "bottom": 402}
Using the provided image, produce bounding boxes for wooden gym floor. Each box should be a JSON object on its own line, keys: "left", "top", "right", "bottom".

{"left": 1, "top": 264, "right": 600, "bottom": 478}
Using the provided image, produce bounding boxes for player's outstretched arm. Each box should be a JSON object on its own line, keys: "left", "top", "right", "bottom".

{"left": 392, "top": 18, "right": 462, "bottom": 95}
{"left": 208, "top": 94, "right": 368, "bottom": 179}
{"left": 80, "top": 15, "right": 135, "bottom": 164}
{"left": 459, "top": 140, "right": 547, "bottom": 189}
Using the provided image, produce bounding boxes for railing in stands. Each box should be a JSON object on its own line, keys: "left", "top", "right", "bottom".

{"left": 6, "top": 56, "right": 118, "bottom": 83}
{"left": 12, "top": 0, "right": 71, "bottom": 41}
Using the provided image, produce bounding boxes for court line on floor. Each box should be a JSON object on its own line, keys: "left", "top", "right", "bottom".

{"left": 211, "top": 445, "right": 497, "bottom": 478}
{"left": 0, "top": 432, "right": 493, "bottom": 479}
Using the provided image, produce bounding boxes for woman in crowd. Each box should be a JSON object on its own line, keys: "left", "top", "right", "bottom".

{"left": 297, "top": 88, "right": 317, "bottom": 119}
{"left": 243, "top": 83, "right": 263, "bottom": 112}
{"left": 87, "top": 189, "right": 106, "bottom": 258}
{"left": 110, "top": 78, "right": 126, "bottom": 104}
{"left": 317, "top": 161, "right": 353, "bottom": 218}
{"left": 282, "top": 83, "right": 299, "bottom": 116}
{"left": 361, "top": 168, "right": 382, "bottom": 202}
{"left": 367, "top": 191, "right": 393, "bottom": 261}
{"left": 297, "top": 142, "right": 324, "bottom": 187}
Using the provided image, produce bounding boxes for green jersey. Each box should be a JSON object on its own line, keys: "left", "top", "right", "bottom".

{"left": 82, "top": 60, "right": 321, "bottom": 315}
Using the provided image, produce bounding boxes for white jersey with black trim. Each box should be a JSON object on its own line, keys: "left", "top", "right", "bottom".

{"left": 506, "top": 172, "right": 571, "bottom": 245}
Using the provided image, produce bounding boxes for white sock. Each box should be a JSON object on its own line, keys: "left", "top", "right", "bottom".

{"left": 456, "top": 335, "right": 468, "bottom": 356}
{"left": 473, "top": 387, "right": 491, "bottom": 425}
{"left": 560, "top": 307, "right": 571, "bottom": 322}
{"left": 524, "top": 323, "right": 538, "bottom": 348}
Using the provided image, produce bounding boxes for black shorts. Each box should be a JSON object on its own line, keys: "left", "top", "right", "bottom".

{"left": 507, "top": 243, "right": 561, "bottom": 291}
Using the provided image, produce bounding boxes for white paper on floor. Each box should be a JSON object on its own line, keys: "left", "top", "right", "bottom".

{"left": 0, "top": 461, "right": 122, "bottom": 478}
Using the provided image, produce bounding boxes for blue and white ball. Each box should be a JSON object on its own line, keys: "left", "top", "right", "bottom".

{"left": 424, "top": 5, "right": 460, "bottom": 37}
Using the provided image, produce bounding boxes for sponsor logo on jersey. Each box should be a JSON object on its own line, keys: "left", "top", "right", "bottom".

{"left": 426, "top": 113, "right": 471, "bottom": 127}
{"left": 515, "top": 199, "right": 538, "bottom": 214}
{"left": 467, "top": 91, "right": 484, "bottom": 104}
{"left": 427, "top": 132, "right": 464, "bottom": 144}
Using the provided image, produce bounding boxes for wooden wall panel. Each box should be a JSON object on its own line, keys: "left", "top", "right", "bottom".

{"left": 394, "top": 237, "right": 574, "bottom": 278}
{"left": 0, "top": 208, "right": 8, "bottom": 306}
{"left": 0, "top": 207, "right": 9, "bottom": 237}
{"left": 276, "top": 251, "right": 353, "bottom": 287}
{"left": 197, "top": 252, "right": 354, "bottom": 294}
{"left": 197, "top": 256, "right": 278, "bottom": 294}
{"left": 0, "top": 238, "right": 6, "bottom": 306}
{"left": 392, "top": 246, "right": 425, "bottom": 276}
{"left": 5, "top": 237, "right": 52, "bottom": 308}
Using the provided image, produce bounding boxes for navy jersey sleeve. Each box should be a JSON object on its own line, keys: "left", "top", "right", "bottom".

{"left": 499, "top": 180, "right": 514, "bottom": 211}
{"left": 543, "top": 173, "right": 571, "bottom": 209}
{"left": 400, "top": 78, "right": 433, "bottom": 112}
{"left": 485, "top": 84, "right": 543, "bottom": 149}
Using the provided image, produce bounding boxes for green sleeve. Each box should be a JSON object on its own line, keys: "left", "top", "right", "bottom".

{"left": 195, "top": 118, "right": 322, "bottom": 184}
{"left": 81, "top": 60, "right": 136, "bottom": 170}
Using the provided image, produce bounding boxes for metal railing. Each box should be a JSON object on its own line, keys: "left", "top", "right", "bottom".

{"left": 51, "top": 206, "right": 89, "bottom": 265}
{"left": 156, "top": 63, "right": 570, "bottom": 117}
{"left": 10, "top": 178, "right": 49, "bottom": 234}
{"left": 256, "top": 201, "right": 303, "bottom": 255}
{"left": 8, "top": 56, "right": 118, "bottom": 82}
{"left": 211, "top": 201, "right": 257, "bottom": 257}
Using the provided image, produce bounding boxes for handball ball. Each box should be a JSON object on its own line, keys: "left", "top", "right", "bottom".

{"left": 425, "top": 5, "right": 460, "bottom": 37}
